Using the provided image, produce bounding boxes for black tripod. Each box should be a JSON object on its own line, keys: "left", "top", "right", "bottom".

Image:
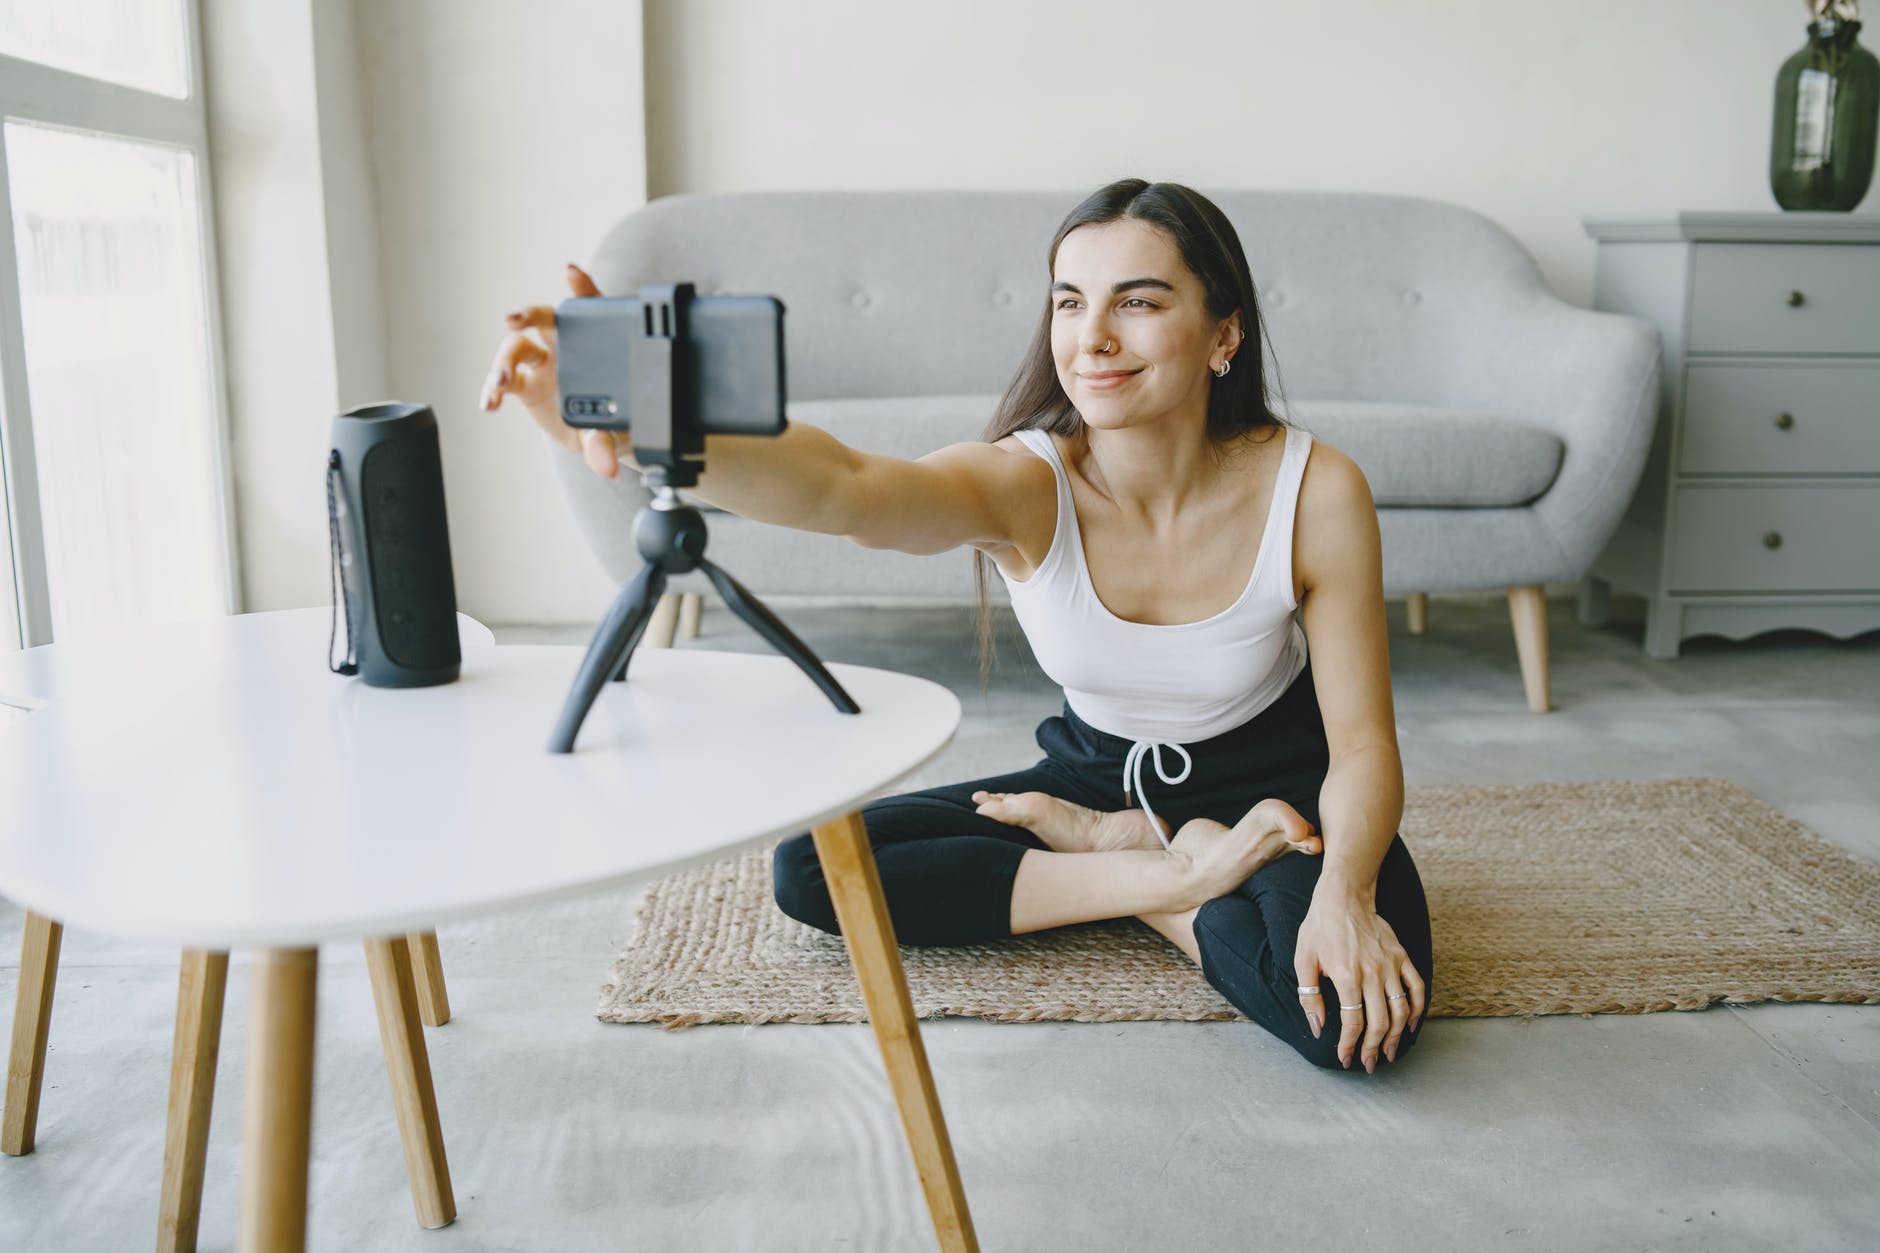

{"left": 547, "top": 467, "right": 859, "bottom": 753}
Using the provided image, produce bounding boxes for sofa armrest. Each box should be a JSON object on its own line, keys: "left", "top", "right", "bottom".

{"left": 1442, "top": 292, "right": 1663, "bottom": 579}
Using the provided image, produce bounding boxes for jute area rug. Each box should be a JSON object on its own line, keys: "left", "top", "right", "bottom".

{"left": 596, "top": 778, "right": 1880, "bottom": 1028}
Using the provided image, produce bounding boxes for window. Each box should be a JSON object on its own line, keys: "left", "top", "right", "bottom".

{"left": 0, "top": 0, "right": 232, "bottom": 649}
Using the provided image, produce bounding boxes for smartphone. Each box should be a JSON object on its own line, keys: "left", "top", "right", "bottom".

{"left": 555, "top": 292, "right": 787, "bottom": 437}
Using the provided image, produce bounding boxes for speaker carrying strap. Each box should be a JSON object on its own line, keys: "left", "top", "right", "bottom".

{"left": 326, "top": 449, "right": 359, "bottom": 675}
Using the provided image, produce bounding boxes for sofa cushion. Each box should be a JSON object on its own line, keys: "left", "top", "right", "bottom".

{"left": 718, "top": 394, "right": 1561, "bottom": 512}
{"left": 1288, "top": 399, "right": 1565, "bottom": 507}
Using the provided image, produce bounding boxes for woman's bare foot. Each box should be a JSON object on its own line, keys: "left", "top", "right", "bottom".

{"left": 1165, "top": 798, "right": 1321, "bottom": 906}
{"left": 971, "top": 790, "right": 1167, "bottom": 852}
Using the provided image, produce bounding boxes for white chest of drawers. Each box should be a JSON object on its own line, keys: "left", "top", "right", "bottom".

{"left": 1578, "top": 212, "right": 1880, "bottom": 658}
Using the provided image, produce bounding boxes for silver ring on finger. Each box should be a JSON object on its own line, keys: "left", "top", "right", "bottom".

{"left": 1296, "top": 986, "right": 1321, "bottom": 995}
{"left": 1338, "top": 1003, "right": 1364, "bottom": 1011}
{"left": 1388, "top": 992, "right": 1408, "bottom": 1001}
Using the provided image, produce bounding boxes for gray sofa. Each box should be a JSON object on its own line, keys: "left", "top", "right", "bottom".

{"left": 552, "top": 189, "right": 1662, "bottom": 711}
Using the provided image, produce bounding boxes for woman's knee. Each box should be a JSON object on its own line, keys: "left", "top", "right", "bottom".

{"left": 1194, "top": 896, "right": 1426, "bottom": 1075}
{"left": 771, "top": 834, "right": 839, "bottom": 934}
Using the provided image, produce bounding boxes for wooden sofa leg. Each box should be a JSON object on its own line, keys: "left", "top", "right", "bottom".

{"left": 1405, "top": 593, "right": 1428, "bottom": 635}
{"left": 645, "top": 592, "right": 681, "bottom": 649}
{"left": 407, "top": 932, "right": 450, "bottom": 1028}
{"left": 3, "top": 912, "right": 62, "bottom": 1156}
{"left": 158, "top": 949, "right": 229, "bottom": 1253}
{"left": 1507, "top": 586, "right": 1552, "bottom": 712}
{"left": 677, "top": 592, "right": 702, "bottom": 641}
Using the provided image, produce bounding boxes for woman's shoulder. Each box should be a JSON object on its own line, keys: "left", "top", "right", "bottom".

{"left": 1292, "top": 435, "right": 1380, "bottom": 592}
{"left": 1295, "top": 435, "right": 1368, "bottom": 508}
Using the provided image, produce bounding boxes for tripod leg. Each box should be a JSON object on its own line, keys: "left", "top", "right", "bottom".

{"left": 602, "top": 566, "right": 666, "bottom": 684}
{"left": 698, "top": 560, "right": 860, "bottom": 714}
{"left": 548, "top": 562, "right": 666, "bottom": 753}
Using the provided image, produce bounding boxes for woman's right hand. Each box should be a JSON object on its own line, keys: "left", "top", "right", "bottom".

{"left": 479, "top": 263, "right": 633, "bottom": 479}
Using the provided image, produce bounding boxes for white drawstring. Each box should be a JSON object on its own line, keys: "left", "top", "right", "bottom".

{"left": 1122, "top": 739, "right": 1192, "bottom": 849}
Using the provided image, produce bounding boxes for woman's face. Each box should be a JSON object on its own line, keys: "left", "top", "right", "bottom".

{"left": 1049, "top": 219, "right": 1236, "bottom": 431}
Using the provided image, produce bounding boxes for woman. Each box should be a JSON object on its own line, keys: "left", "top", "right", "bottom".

{"left": 481, "top": 178, "right": 1433, "bottom": 1074}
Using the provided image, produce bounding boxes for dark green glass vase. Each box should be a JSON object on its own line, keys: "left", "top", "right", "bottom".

{"left": 1770, "top": 19, "right": 1879, "bottom": 210}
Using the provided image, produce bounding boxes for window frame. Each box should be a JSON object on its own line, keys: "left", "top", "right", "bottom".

{"left": 0, "top": 0, "right": 238, "bottom": 648}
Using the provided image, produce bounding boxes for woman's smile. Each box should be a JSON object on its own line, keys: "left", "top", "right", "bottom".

{"left": 1080, "top": 369, "right": 1142, "bottom": 389}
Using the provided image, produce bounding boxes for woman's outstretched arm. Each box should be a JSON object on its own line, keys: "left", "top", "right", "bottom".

{"left": 481, "top": 265, "right": 1043, "bottom": 559}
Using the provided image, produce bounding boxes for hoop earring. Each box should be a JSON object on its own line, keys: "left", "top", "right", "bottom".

{"left": 1213, "top": 359, "right": 1232, "bottom": 378}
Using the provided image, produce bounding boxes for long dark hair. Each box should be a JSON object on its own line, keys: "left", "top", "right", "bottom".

{"left": 971, "top": 178, "right": 1293, "bottom": 688}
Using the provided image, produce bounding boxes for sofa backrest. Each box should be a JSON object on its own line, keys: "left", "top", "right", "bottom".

{"left": 589, "top": 189, "right": 1551, "bottom": 407}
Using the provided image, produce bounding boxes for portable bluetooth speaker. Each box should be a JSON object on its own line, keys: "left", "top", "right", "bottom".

{"left": 326, "top": 402, "right": 461, "bottom": 687}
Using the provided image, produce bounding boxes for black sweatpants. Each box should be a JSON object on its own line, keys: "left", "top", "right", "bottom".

{"left": 772, "top": 660, "right": 1435, "bottom": 1071}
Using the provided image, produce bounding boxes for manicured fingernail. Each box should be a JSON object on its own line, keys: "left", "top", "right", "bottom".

{"left": 1385, "top": 1043, "right": 1397, "bottom": 1062}
{"left": 1365, "top": 1058, "right": 1375, "bottom": 1074}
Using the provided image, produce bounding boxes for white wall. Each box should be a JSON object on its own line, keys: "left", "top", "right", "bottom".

{"left": 203, "top": 0, "right": 378, "bottom": 615}
{"left": 646, "top": 0, "right": 1848, "bottom": 311}
{"left": 205, "top": 0, "right": 645, "bottom": 623}
{"left": 212, "top": 0, "right": 1859, "bottom": 625}
{"left": 353, "top": 0, "right": 646, "bottom": 624}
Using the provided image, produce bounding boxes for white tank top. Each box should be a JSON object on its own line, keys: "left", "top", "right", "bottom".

{"left": 995, "top": 424, "right": 1313, "bottom": 842}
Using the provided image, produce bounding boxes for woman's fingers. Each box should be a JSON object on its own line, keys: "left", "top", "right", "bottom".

{"left": 1359, "top": 972, "right": 1394, "bottom": 1073}
{"left": 1329, "top": 972, "right": 1366, "bottom": 1069}
{"left": 567, "top": 262, "right": 601, "bottom": 297}
{"left": 580, "top": 427, "right": 621, "bottom": 479}
{"left": 1294, "top": 954, "right": 1326, "bottom": 1037}
{"left": 1380, "top": 970, "right": 1413, "bottom": 1065}
{"left": 504, "top": 305, "right": 557, "bottom": 336}
{"left": 497, "top": 267, "right": 600, "bottom": 347}
{"left": 480, "top": 330, "right": 551, "bottom": 411}
{"left": 1400, "top": 960, "right": 1428, "bottom": 1034}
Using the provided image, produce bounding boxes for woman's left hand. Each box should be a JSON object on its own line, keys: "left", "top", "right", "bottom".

{"left": 1294, "top": 889, "right": 1425, "bottom": 1072}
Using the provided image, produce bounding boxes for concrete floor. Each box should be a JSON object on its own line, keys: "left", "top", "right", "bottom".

{"left": 3, "top": 593, "right": 1878, "bottom": 1251}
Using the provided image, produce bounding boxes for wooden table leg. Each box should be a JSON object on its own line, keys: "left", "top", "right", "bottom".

{"left": 405, "top": 931, "right": 450, "bottom": 1027}
{"left": 364, "top": 937, "right": 455, "bottom": 1229}
{"left": 159, "top": 950, "right": 229, "bottom": 1253}
{"left": 237, "top": 947, "right": 318, "bottom": 1253}
{"left": 3, "top": 911, "right": 62, "bottom": 1156}
{"left": 811, "top": 811, "right": 978, "bottom": 1253}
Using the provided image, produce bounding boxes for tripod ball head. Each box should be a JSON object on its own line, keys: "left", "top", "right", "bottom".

{"left": 635, "top": 500, "right": 709, "bottom": 573}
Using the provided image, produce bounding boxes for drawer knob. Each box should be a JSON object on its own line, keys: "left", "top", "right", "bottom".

{"left": 1786, "top": 290, "right": 1805, "bottom": 307}
{"left": 1763, "top": 531, "right": 1784, "bottom": 550}
{"left": 1774, "top": 411, "right": 1795, "bottom": 430}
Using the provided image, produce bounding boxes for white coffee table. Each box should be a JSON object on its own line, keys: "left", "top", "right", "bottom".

{"left": 0, "top": 609, "right": 974, "bottom": 1251}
